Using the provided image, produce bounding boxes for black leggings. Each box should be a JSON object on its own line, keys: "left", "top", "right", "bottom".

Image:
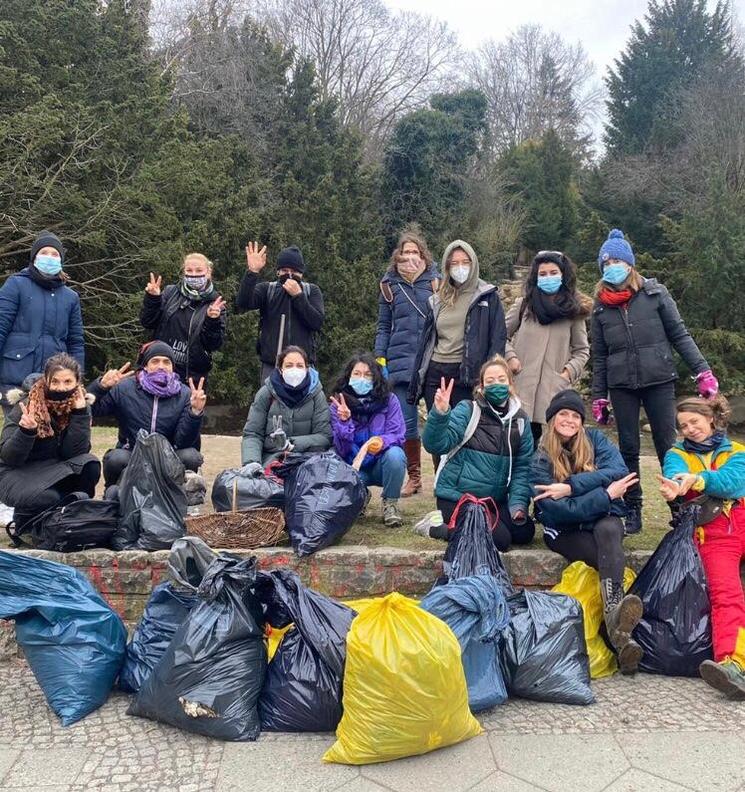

{"left": 434, "top": 497, "right": 535, "bottom": 552}
{"left": 544, "top": 516, "right": 625, "bottom": 584}
{"left": 423, "top": 361, "right": 473, "bottom": 471}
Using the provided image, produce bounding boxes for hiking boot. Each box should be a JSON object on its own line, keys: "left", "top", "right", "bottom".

{"left": 383, "top": 499, "right": 403, "bottom": 527}
{"left": 601, "top": 577, "right": 644, "bottom": 675}
{"left": 359, "top": 489, "right": 372, "bottom": 517}
{"left": 413, "top": 510, "right": 444, "bottom": 538}
{"left": 624, "top": 503, "right": 643, "bottom": 535}
{"left": 401, "top": 439, "right": 422, "bottom": 497}
{"left": 699, "top": 659, "right": 745, "bottom": 700}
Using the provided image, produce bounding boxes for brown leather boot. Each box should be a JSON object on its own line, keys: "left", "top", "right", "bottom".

{"left": 401, "top": 439, "right": 422, "bottom": 498}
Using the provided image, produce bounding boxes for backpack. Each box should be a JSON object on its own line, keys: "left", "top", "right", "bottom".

{"left": 6, "top": 493, "right": 119, "bottom": 552}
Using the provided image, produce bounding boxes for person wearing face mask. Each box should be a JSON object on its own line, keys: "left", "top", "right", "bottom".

{"left": 241, "top": 345, "right": 331, "bottom": 468}
{"left": 505, "top": 251, "right": 591, "bottom": 446}
{"left": 237, "top": 241, "right": 325, "bottom": 383}
{"left": 88, "top": 341, "right": 205, "bottom": 495}
{"left": 0, "top": 231, "right": 84, "bottom": 415}
{"left": 374, "top": 228, "right": 440, "bottom": 497}
{"left": 592, "top": 228, "right": 717, "bottom": 535}
{"left": 531, "top": 389, "right": 643, "bottom": 674}
{"left": 0, "top": 353, "right": 100, "bottom": 532}
{"left": 417, "top": 356, "right": 534, "bottom": 551}
{"left": 409, "top": 240, "right": 506, "bottom": 473}
{"left": 140, "top": 253, "right": 226, "bottom": 389}
{"left": 330, "top": 353, "right": 406, "bottom": 527}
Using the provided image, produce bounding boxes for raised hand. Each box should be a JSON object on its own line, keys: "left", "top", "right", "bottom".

{"left": 533, "top": 482, "right": 572, "bottom": 502}
{"left": 189, "top": 377, "right": 207, "bottom": 414}
{"left": 282, "top": 277, "right": 302, "bottom": 297}
{"left": 18, "top": 401, "right": 38, "bottom": 431}
{"left": 607, "top": 472, "right": 640, "bottom": 501}
{"left": 73, "top": 385, "right": 87, "bottom": 410}
{"left": 145, "top": 272, "right": 162, "bottom": 296}
{"left": 207, "top": 295, "right": 226, "bottom": 319}
{"left": 330, "top": 393, "right": 351, "bottom": 422}
{"left": 433, "top": 377, "right": 454, "bottom": 414}
{"left": 245, "top": 241, "right": 267, "bottom": 274}
{"left": 100, "top": 362, "right": 134, "bottom": 390}
{"left": 657, "top": 474, "right": 681, "bottom": 502}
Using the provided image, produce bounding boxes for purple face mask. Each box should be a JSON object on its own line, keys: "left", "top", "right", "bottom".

{"left": 138, "top": 368, "right": 181, "bottom": 398}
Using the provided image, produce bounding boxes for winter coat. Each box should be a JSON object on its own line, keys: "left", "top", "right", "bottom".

{"left": 0, "top": 401, "right": 96, "bottom": 507}
{"left": 235, "top": 273, "right": 325, "bottom": 365}
{"left": 241, "top": 369, "right": 332, "bottom": 465}
{"left": 663, "top": 436, "right": 745, "bottom": 501}
{"left": 505, "top": 297, "right": 590, "bottom": 423}
{"left": 530, "top": 428, "right": 629, "bottom": 538}
{"left": 422, "top": 396, "right": 533, "bottom": 513}
{"left": 140, "top": 285, "right": 226, "bottom": 381}
{"left": 374, "top": 268, "right": 440, "bottom": 386}
{"left": 330, "top": 393, "right": 406, "bottom": 469}
{"left": 88, "top": 376, "right": 202, "bottom": 450}
{"left": 0, "top": 268, "right": 84, "bottom": 390}
{"left": 591, "top": 278, "right": 708, "bottom": 399}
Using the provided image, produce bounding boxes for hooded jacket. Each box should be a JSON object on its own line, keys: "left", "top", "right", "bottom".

{"left": 663, "top": 436, "right": 745, "bottom": 502}
{"left": 408, "top": 241, "right": 506, "bottom": 402}
{"left": 422, "top": 395, "right": 533, "bottom": 513}
{"left": 241, "top": 368, "right": 332, "bottom": 464}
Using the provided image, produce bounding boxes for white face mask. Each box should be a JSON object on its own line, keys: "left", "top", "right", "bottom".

{"left": 450, "top": 265, "right": 470, "bottom": 285}
{"left": 282, "top": 367, "right": 307, "bottom": 387}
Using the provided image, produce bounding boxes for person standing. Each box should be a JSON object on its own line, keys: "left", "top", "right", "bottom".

{"left": 374, "top": 229, "right": 439, "bottom": 497}
{"left": 591, "top": 228, "right": 718, "bottom": 534}
{"left": 236, "top": 241, "right": 325, "bottom": 383}
{"left": 140, "top": 253, "right": 226, "bottom": 388}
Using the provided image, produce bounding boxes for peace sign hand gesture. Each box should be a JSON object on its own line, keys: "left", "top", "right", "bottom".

{"left": 189, "top": 377, "right": 207, "bottom": 415}
{"left": 434, "top": 377, "right": 454, "bottom": 414}
{"left": 245, "top": 241, "right": 267, "bottom": 274}
{"left": 145, "top": 272, "right": 162, "bottom": 296}
{"left": 18, "top": 401, "right": 38, "bottom": 431}
{"left": 206, "top": 295, "right": 226, "bottom": 319}
{"left": 100, "top": 362, "right": 135, "bottom": 390}
{"left": 330, "top": 394, "right": 351, "bottom": 422}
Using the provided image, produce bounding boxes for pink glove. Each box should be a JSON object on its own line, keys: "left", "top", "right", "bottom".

{"left": 696, "top": 370, "right": 719, "bottom": 399}
{"left": 592, "top": 398, "right": 612, "bottom": 425}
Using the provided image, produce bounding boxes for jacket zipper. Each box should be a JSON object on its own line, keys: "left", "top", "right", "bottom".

{"left": 619, "top": 306, "right": 638, "bottom": 388}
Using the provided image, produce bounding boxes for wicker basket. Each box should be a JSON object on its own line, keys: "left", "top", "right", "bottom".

{"left": 186, "top": 479, "right": 287, "bottom": 549}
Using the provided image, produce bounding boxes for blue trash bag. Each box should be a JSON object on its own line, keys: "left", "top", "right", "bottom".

{"left": 420, "top": 575, "right": 511, "bottom": 712}
{"left": 0, "top": 550, "right": 127, "bottom": 725}
{"left": 118, "top": 537, "right": 216, "bottom": 694}
{"left": 128, "top": 553, "right": 267, "bottom": 741}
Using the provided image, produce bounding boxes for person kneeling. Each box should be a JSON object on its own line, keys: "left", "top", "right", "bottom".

{"left": 330, "top": 354, "right": 406, "bottom": 527}
{"left": 419, "top": 356, "right": 535, "bottom": 550}
{"left": 89, "top": 341, "right": 205, "bottom": 498}
{"left": 660, "top": 396, "right": 745, "bottom": 699}
{"left": 0, "top": 354, "right": 100, "bottom": 531}
{"left": 531, "top": 389, "right": 642, "bottom": 674}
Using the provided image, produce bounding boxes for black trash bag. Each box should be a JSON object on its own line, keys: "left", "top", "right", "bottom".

{"left": 128, "top": 554, "right": 267, "bottom": 741}
{"left": 499, "top": 590, "right": 594, "bottom": 705}
{"left": 211, "top": 468, "right": 285, "bottom": 512}
{"left": 254, "top": 569, "right": 356, "bottom": 731}
{"left": 441, "top": 497, "right": 514, "bottom": 595}
{"left": 112, "top": 430, "right": 187, "bottom": 551}
{"left": 118, "top": 537, "right": 216, "bottom": 693}
{"left": 274, "top": 452, "right": 367, "bottom": 556}
{"left": 629, "top": 504, "right": 712, "bottom": 676}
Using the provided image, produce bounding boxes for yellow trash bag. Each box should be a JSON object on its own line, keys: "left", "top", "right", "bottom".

{"left": 265, "top": 623, "right": 293, "bottom": 661}
{"left": 552, "top": 561, "right": 636, "bottom": 679}
{"left": 323, "top": 592, "right": 482, "bottom": 765}
{"left": 342, "top": 596, "right": 419, "bottom": 614}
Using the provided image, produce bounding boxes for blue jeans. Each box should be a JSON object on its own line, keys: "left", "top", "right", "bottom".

{"left": 359, "top": 445, "right": 407, "bottom": 499}
{"left": 393, "top": 382, "right": 419, "bottom": 440}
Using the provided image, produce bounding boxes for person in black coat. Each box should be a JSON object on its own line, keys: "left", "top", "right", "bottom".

{"left": 0, "top": 353, "right": 100, "bottom": 529}
{"left": 236, "top": 241, "right": 325, "bottom": 382}
{"left": 140, "top": 252, "right": 226, "bottom": 388}
{"left": 88, "top": 342, "right": 205, "bottom": 490}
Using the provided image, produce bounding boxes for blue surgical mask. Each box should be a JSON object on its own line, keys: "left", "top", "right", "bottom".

{"left": 349, "top": 377, "right": 373, "bottom": 396}
{"left": 34, "top": 254, "right": 62, "bottom": 276}
{"left": 537, "top": 275, "right": 562, "bottom": 294}
{"left": 602, "top": 263, "right": 630, "bottom": 286}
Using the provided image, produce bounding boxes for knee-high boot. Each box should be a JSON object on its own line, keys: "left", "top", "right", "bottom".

{"left": 401, "top": 439, "right": 422, "bottom": 498}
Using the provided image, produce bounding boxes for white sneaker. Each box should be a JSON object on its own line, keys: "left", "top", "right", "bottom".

{"left": 413, "top": 510, "right": 444, "bottom": 538}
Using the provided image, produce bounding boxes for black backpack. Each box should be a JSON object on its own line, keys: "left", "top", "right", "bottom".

{"left": 6, "top": 493, "right": 119, "bottom": 552}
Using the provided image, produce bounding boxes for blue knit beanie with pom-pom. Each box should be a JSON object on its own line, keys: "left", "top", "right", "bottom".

{"left": 597, "top": 229, "right": 635, "bottom": 271}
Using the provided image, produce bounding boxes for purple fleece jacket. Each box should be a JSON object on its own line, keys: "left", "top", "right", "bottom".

{"left": 330, "top": 393, "right": 405, "bottom": 468}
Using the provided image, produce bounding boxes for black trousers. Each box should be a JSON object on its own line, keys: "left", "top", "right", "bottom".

{"left": 435, "top": 496, "right": 535, "bottom": 552}
{"left": 609, "top": 382, "right": 676, "bottom": 504}
{"left": 103, "top": 446, "right": 203, "bottom": 487}
{"left": 544, "top": 516, "right": 626, "bottom": 585}
{"left": 423, "top": 361, "right": 473, "bottom": 472}
{"left": 530, "top": 422, "right": 543, "bottom": 447}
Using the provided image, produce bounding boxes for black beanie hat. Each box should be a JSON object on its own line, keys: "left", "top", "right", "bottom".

{"left": 545, "top": 389, "right": 586, "bottom": 424}
{"left": 277, "top": 245, "right": 305, "bottom": 273}
{"left": 138, "top": 341, "right": 175, "bottom": 368}
{"left": 29, "top": 231, "right": 65, "bottom": 265}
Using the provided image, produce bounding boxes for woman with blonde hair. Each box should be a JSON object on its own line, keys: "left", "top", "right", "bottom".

{"left": 531, "top": 389, "right": 643, "bottom": 674}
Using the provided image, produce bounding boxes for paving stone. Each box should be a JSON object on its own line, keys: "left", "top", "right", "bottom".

{"left": 335, "top": 779, "right": 394, "bottom": 792}
{"left": 603, "top": 768, "right": 693, "bottom": 792}
{"left": 469, "top": 772, "right": 548, "bottom": 791}
{"left": 3, "top": 748, "right": 88, "bottom": 787}
{"left": 0, "top": 749, "right": 20, "bottom": 782}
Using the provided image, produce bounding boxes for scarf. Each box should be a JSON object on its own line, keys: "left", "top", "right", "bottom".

{"left": 25, "top": 378, "right": 78, "bottom": 439}
{"left": 270, "top": 368, "right": 311, "bottom": 409}
{"left": 682, "top": 431, "right": 727, "bottom": 455}
{"left": 28, "top": 265, "right": 65, "bottom": 291}
{"left": 179, "top": 278, "right": 216, "bottom": 302}
{"left": 397, "top": 261, "right": 426, "bottom": 283}
{"left": 529, "top": 288, "right": 577, "bottom": 325}
{"left": 340, "top": 385, "right": 386, "bottom": 418}
{"left": 137, "top": 369, "right": 182, "bottom": 398}
{"left": 598, "top": 288, "right": 633, "bottom": 307}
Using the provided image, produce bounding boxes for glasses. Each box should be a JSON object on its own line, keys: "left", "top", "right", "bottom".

{"left": 536, "top": 250, "right": 565, "bottom": 260}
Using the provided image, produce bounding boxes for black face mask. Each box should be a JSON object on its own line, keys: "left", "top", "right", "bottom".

{"left": 46, "top": 386, "right": 77, "bottom": 402}
{"left": 278, "top": 273, "right": 302, "bottom": 285}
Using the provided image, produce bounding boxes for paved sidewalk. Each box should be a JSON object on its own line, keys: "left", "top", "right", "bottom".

{"left": 1, "top": 660, "right": 744, "bottom": 792}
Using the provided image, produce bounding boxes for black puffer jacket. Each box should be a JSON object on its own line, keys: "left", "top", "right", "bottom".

{"left": 591, "top": 278, "right": 708, "bottom": 398}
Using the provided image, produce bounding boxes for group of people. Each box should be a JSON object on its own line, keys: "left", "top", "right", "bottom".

{"left": 0, "top": 225, "right": 742, "bottom": 699}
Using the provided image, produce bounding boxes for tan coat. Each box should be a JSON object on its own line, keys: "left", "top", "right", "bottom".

{"left": 505, "top": 297, "right": 590, "bottom": 424}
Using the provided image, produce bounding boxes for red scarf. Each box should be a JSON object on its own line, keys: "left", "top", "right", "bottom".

{"left": 599, "top": 288, "right": 633, "bottom": 307}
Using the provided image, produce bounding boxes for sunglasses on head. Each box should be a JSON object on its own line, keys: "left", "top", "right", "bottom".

{"left": 535, "top": 250, "right": 566, "bottom": 265}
